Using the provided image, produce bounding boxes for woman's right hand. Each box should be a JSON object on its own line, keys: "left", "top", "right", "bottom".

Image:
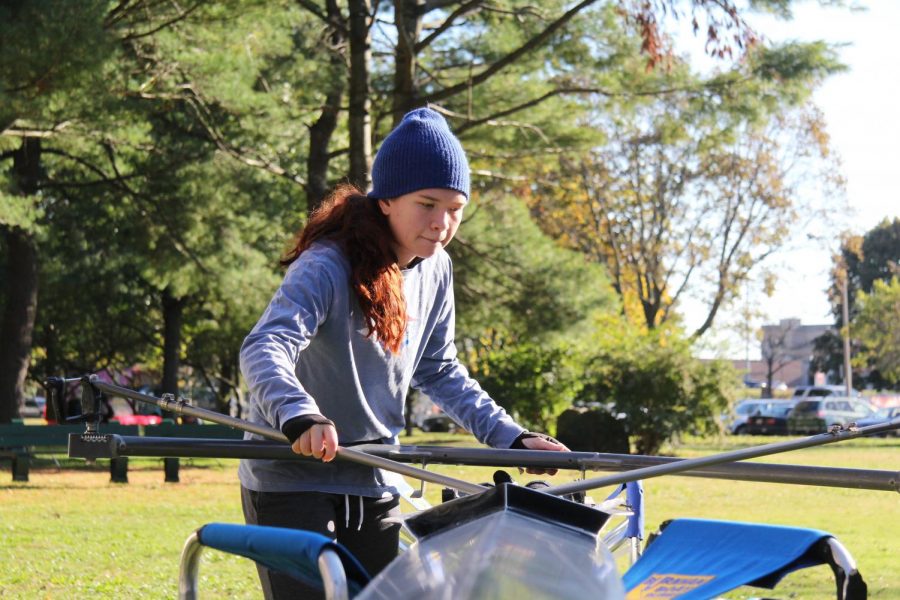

{"left": 292, "top": 423, "right": 339, "bottom": 462}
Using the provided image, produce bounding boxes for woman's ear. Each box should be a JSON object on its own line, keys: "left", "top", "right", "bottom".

{"left": 377, "top": 198, "right": 392, "bottom": 216}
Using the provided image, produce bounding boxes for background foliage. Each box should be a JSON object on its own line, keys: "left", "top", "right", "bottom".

{"left": 813, "top": 218, "right": 900, "bottom": 389}
{"left": 1, "top": 0, "right": 865, "bottom": 449}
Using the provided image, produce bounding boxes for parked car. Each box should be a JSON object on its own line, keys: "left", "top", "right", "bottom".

{"left": 107, "top": 395, "right": 163, "bottom": 426}
{"left": 418, "top": 412, "right": 457, "bottom": 433}
{"left": 21, "top": 396, "right": 47, "bottom": 419}
{"left": 728, "top": 399, "right": 796, "bottom": 435}
{"left": 855, "top": 406, "right": 900, "bottom": 437}
{"left": 787, "top": 398, "right": 875, "bottom": 435}
{"left": 745, "top": 404, "right": 794, "bottom": 436}
{"left": 792, "top": 385, "right": 859, "bottom": 399}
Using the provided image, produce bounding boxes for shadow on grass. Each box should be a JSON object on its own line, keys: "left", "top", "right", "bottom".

{"left": 0, "top": 456, "right": 232, "bottom": 486}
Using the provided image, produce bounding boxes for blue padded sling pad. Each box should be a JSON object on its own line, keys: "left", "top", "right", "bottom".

{"left": 198, "top": 523, "right": 370, "bottom": 595}
{"left": 624, "top": 518, "right": 832, "bottom": 599}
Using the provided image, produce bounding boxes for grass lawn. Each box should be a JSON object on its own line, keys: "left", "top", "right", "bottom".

{"left": 0, "top": 432, "right": 896, "bottom": 598}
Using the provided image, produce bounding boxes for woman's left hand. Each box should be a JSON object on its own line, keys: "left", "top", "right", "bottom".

{"left": 518, "top": 433, "right": 569, "bottom": 476}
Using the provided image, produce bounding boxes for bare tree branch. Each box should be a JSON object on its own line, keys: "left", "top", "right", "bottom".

{"left": 176, "top": 89, "right": 306, "bottom": 185}
{"left": 101, "top": 139, "right": 213, "bottom": 276}
{"left": 421, "top": 0, "right": 601, "bottom": 104}
{"left": 421, "top": 0, "right": 466, "bottom": 13}
{"left": 296, "top": 0, "right": 349, "bottom": 35}
{"left": 415, "top": 0, "right": 484, "bottom": 53}
{"left": 2, "top": 121, "right": 75, "bottom": 139}
{"left": 121, "top": 1, "right": 206, "bottom": 41}
{"left": 440, "top": 73, "right": 757, "bottom": 137}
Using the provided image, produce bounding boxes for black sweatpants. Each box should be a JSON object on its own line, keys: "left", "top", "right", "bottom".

{"left": 240, "top": 486, "right": 401, "bottom": 599}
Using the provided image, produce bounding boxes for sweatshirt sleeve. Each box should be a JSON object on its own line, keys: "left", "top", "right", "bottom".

{"left": 410, "top": 262, "right": 525, "bottom": 448}
{"left": 239, "top": 254, "right": 335, "bottom": 430}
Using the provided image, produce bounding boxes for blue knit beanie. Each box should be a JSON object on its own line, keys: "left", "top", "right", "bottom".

{"left": 368, "top": 107, "right": 470, "bottom": 200}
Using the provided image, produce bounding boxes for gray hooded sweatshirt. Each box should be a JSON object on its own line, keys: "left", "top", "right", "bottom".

{"left": 238, "top": 241, "right": 524, "bottom": 496}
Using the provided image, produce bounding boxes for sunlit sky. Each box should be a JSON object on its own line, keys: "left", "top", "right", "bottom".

{"left": 679, "top": 1, "right": 900, "bottom": 359}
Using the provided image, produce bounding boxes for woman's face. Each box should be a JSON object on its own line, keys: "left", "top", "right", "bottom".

{"left": 379, "top": 188, "right": 467, "bottom": 267}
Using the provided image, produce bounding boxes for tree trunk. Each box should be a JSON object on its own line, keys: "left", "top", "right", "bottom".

{"left": 764, "top": 362, "right": 774, "bottom": 399}
{"left": 305, "top": 0, "right": 347, "bottom": 213}
{"left": 306, "top": 84, "right": 344, "bottom": 213}
{"left": 217, "top": 357, "right": 234, "bottom": 415}
{"left": 635, "top": 432, "right": 660, "bottom": 457}
{"left": 161, "top": 287, "right": 185, "bottom": 397}
{"left": 0, "top": 138, "right": 41, "bottom": 423}
{"left": 347, "top": 0, "right": 373, "bottom": 190}
{"left": 392, "top": 0, "right": 424, "bottom": 125}
{"left": 0, "top": 229, "right": 40, "bottom": 423}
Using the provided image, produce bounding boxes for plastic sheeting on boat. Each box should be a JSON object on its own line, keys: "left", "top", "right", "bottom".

{"left": 358, "top": 484, "right": 624, "bottom": 599}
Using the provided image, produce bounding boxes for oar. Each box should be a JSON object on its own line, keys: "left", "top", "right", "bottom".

{"left": 88, "top": 376, "right": 486, "bottom": 495}
{"left": 544, "top": 418, "right": 900, "bottom": 497}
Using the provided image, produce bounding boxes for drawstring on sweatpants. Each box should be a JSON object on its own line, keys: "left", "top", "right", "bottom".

{"left": 344, "top": 494, "right": 350, "bottom": 529}
{"left": 343, "top": 494, "right": 365, "bottom": 531}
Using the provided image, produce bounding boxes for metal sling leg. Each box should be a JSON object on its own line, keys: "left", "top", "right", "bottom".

{"left": 178, "top": 531, "right": 202, "bottom": 600}
{"left": 318, "top": 548, "right": 350, "bottom": 600}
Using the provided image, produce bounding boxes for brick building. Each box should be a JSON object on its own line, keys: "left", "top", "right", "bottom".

{"left": 736, "top": 319, "right": 833, "bottom": 389}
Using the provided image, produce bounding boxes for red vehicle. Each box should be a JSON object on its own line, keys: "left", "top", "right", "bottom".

{"left": 107, "top": 395, "right": 163, "bottom": 426}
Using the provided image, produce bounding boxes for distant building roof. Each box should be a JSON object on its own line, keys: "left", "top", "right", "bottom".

{"left": 716, "top": 319, "right": 835, "bottom": 388}
{"left": 760, "top": 319, "right": 833, "bottom": 362}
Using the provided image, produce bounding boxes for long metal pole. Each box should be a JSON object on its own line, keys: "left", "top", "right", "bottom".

{"left": 88, "top": 377, "right": 486, "bottom": 495}
{"left": 545, "top": 419, "right": 900, "bottom": 496}
{"left": 841, "top": 269, "right": 854, "bottom": 395}
{"left": 95, "top": 437, "right": 900, "bottom": 492}
{"left": 90, "top": 379, "right": 284, "bottom": 440}
{"left": 362, "top": 445, "right": 899, "bottom": 492}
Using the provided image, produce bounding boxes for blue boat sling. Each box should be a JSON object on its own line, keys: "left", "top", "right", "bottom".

{"left": 623, "top": 518, "right": 866, "bottom": 599}
{"left": 198, "top": 523, "right": 371, "bottom": 595}
{"left": 605, "top": 480, "right": 645, "bottom": 541}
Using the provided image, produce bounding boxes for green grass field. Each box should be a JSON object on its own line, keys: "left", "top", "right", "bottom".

{"left": 1, "top": 432, "right": 896, "bottom": 598}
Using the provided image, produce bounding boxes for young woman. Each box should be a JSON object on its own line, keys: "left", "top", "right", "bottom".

{"left": 239, "top": 107, "right": 568, "bottom": 599}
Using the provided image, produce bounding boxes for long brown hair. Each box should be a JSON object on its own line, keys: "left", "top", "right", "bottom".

{"left": 281, "top": 184, "right": 407, "bottom": 353}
